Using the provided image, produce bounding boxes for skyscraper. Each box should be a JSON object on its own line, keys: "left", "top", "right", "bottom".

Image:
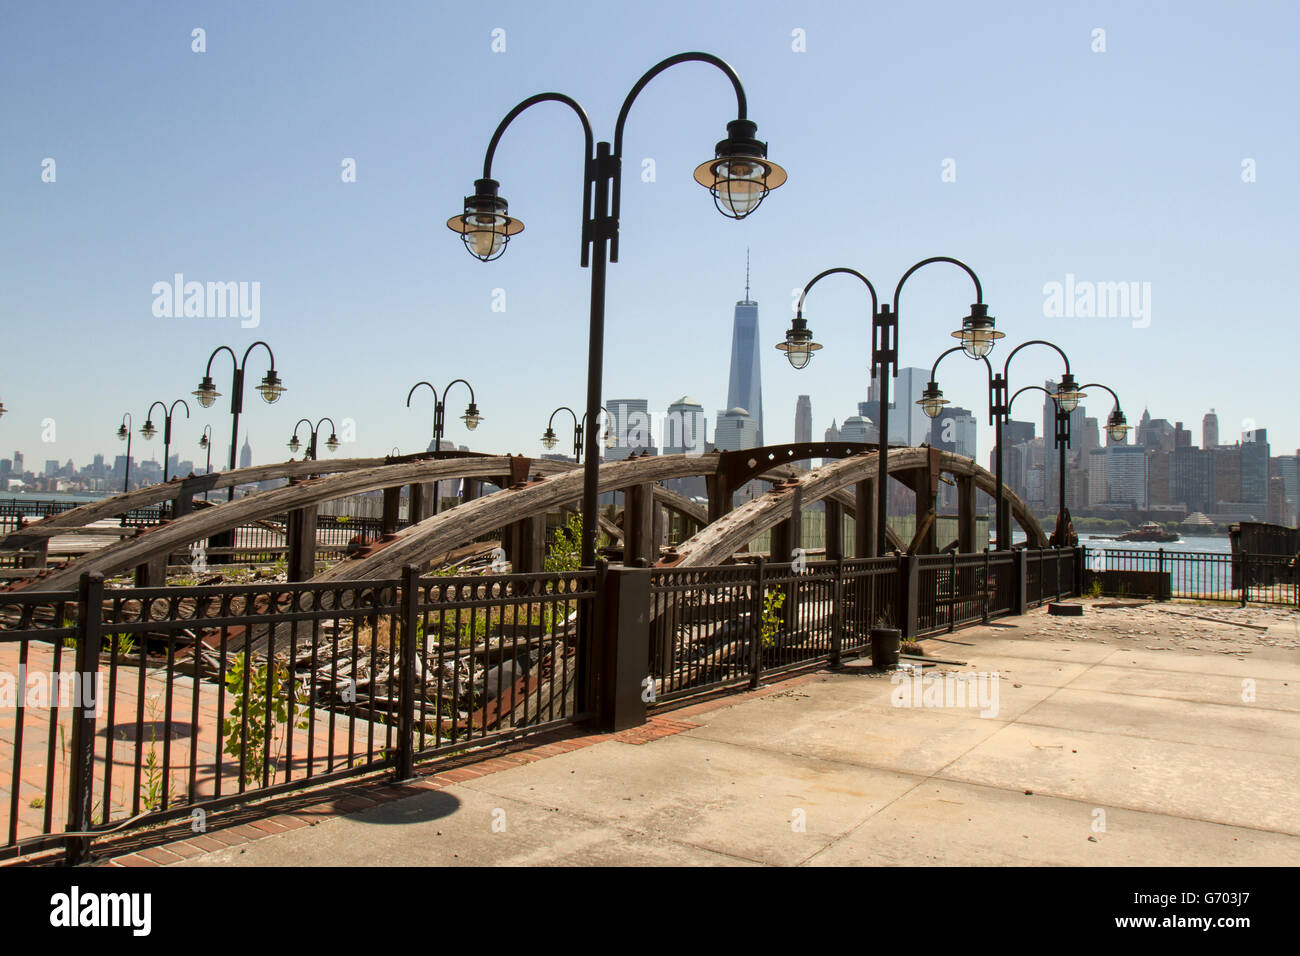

{"left": 239, "top": 437, "right": 252, "bottom": 469}
{"left": 794, "top": 396, "right": 811, "bottom": 444}
{"left": 663, "top": 396, "right": 707, "bottom": 456}
{"left": 725, "top": 256, "right": 763, "bottom": 445}
{"left": 605, "top": 398, "right": 655, "bottom": 461}
{"left": 1203, "top": 409, "right": 1220, "bottom": 450}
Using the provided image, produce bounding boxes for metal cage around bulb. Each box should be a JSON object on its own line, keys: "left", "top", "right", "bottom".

{"left": 1054, "top": 373, "right": 1084, "bottom": 413}
{"left": 446, "top": 179, "right": 524, "bottom": 262}
{"left": 193, "top": 376, "right": 220, "bottom": 409}
{"left": 951, "top": 303, "right": 1003, "bottom": 360}
{"left": 288, "top": 435, "right": 302, "bottom": 454}
{"left": 140, "top": 422, "right": 157, "bottom": 440}
{"left": 325, "top": 434, "right": 340, "bottom": 453}
{"left": 775, "top": 316, "right": 822, "bottom": 370}
{"left": 540, "top": 428, "right": 559, "bottom": 450}
{"left": 1106, "top": 410, "right": 1130, "bottom": 442}
{"left": 116, "top": 425, "right": 128, "bottom": 441}
{"left": 257, "top": 371, "right": 285, "bottom": 404}
{"left": 461, "top": 403, "right": 482, "bottom": 431}
{"left": 693, "top": 120, "right": 787, "bottom": 220}
{"left": 917, "top": 383, "right": 949, "bottom": 419}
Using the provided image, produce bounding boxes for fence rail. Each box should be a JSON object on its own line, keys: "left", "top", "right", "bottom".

{"left": 1084, "top": 546, "right": 1299, "bottom": 606}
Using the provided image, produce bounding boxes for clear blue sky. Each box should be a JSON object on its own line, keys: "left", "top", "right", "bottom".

{"left": 2, "top": 0, "right": 1297, "bottom": 472}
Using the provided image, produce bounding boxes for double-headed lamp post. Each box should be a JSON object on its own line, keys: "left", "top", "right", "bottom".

{"left": 778, "top": 259, "right": 1000, "bottom": 556}
{"left": 541, "top": 405, "right": 615, "bottom": 464}
{"left": 192, "top": 341, "right": 285, "bottom": 500}
{"left": 115, "top": 412, "right": 134, "bottom": 494}
{"left": 406, "top": 380, "right": 482, "bottom": 516}
{"left": 140, "top": 399, "right": 190, "bottom": 482}
{"left": 448, "top": 52, "right": 786, "bottom": 568}
{"left": 288, "top": 417, "right": 340, "bottom": 461}
{"left": 919, "top": 339, "right": 1095, "bottom": 548}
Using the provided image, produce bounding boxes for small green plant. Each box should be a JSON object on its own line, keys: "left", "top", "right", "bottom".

{"left": 760, "top": 589, "right": 786, "bottom": 648}
{"left": 110, "top": 632, "right": 136, "bottom": 658}
{"left": 1087, "top": 578, "right": 1103, "bottom": 598}
{"left": 140, "top": 697, "right": 175, "bottom": 812}
{"left": 544, "top": 513, "right": 584, "bottom": 573}
{"left": 222, "top": 653, "right": 309, "bottom": 786}
{"left": 29, "top": 797, "right": 44, "bottom": 809}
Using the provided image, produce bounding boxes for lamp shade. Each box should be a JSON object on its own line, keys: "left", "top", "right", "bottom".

{"left": 693, "top": 120, "right": 786, "bottom": 220}
{"left": 446, "top": 179, "right": 523, "bottom": 261}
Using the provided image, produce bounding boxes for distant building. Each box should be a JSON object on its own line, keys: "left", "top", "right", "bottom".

{"left": 930, "top": 405, "right": 977, "bottom": 461}
{"left": 1203, "top": 409, "right": 1220, "bottom": 450}
{"left": 725, "top": 266, "right": 764, "bottom": 444}
{"left": 714, "top": 407, "right": 759, "bottom": 452}
{"left": 239, "top": 437, "right": 252, "bottom": 469}
{"left": 663, "top": 396, "right": 707, "bottom": 457}
{"left": 794, "top": 395, "right": 812, "bottom": 444}
{"left": 838, "top": 415, "right": 877, "bottom": 445}
{"left": 606, "top": 398, "right": 655, "bottom": 461}
{"left": 1105, "top": 445, "right": 1149, "bottom": 509}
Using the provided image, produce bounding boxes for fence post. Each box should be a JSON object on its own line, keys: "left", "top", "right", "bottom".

{"left": 750, "top": 558, "right": 765, "bottom": 689}
{"left": 66, "top": 571, "right": 105, "bottom": 866}
{"left": 982, "top": 548, "right": 991, "bottom": 624}
{"left": 1241, "top": 549, "right": 1249, "bottom": 608}
{"left": 1075, "top": 545, "right": 1086, "bottom": 597}
{"left": 949, "top": 550, "right": 958, "bottom": 633}
{"left": 1014, "top": 549, "right": 1028, "bottom": 616}
{"left": 830, "top": 556, "right": 844, "bottom": 667}
{"left": 395, "top": 565, "right": 419, "bottom": 781}
{"left": 596, "top": 564, "right": 651, "bottom": 731}
{"left": 1055, "top": 549, "right": 1062, "bottom": 602}
{"left": 1157, "top": 548, "right": 1167, "bottom": 602}
{"left": 900, "top": 553, "right": 919, "bottom": 640}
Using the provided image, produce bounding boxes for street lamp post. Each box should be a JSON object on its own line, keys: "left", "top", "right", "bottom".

{"left": 541, "top": 405, "right": 614, "bottom": 464}
{"left": 406, "top": 380, "right": 482, "bottom": 515}
{"left": 140, "top": 399, "right": 190, "bottom": 482}
{"left": 288, "top": 417, "right": 340, "bottom": 461}
{"left": 920, "top": 339, "right": 1088, "bottom": 549}
{"left": 192, "top": 342, "right": 285, "bottom": 501}
{"left": 778, "top": 259, "right": 999, "bottom": 556}
{"left": 115, "top": 412, "right": 133, "bottom": 494}
{"left": 198, "top": 425, "right": 213, "bottom": 500}
{"left": 449, "top": 52, "right": 786, "bottom": 567}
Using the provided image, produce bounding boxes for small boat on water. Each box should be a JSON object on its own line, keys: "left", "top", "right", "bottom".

{"left": 1117, "top": 521, "right": 1181, "bottom": 543}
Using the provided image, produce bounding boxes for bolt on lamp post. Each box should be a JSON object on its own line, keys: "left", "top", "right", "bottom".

{"left": 406, "top": 379, "right": 482, "bottom": 515}
{"left": 778, "top": 259, "right": 998, "bottom": 556}
{"left": 115, "top": 413, "right": 134, "bottom": 494}
{"left": 449, "top": 52, "right": 786, "bottom": 567}
{"left": 192, "top": 342, "right": 285, "bottom": 501}
{"left": 288, "top": 417, "right": 341, "bottom": 461}
{"left": 541, "top": 405, "right": 614, "bottom": 464}
{"left": 140, "top": 399, "right": 190, "bottom": 482}
{"left": 920, "top": 340, "right": 1096, "bottom": 549}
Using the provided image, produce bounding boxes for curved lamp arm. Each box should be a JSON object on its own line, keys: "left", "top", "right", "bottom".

{"left": 203, "top": 345, "right": 238, "bottom": 378}
{"left": 240, "top": 340, "right": 277, "bottom": 373}
{"left": 581, "top": 404, "right": 613, "bottom": 428}
{"left": 1001, "top": 339, "right": 1071, "bottom": 378}
{"left": 1080, "top": 382, "right": 1121, "bottom": 410}
{"left": 441, "top": 378, "right": 477, "bottom": 408}
{"left": 315, "top": 416, "right": 338, "bottom": 435}
{"left": 795, "top": 267, "right": 879, "bottom": 317}
{"left": 406, "top": 381, "right": 438, "bottom": 408}
{"left": 547, "top": 406, "right": 579, "bottom": 431}
{"left": 290, "top": 418, "right": 314, "bottom": 440}
{"left": 1006, "top": 384, "right": 1056, "bottom": 418}
{"left": 613, "top": 52, "right": 746, "bottom": 156}
{"left": 893, "top": 256, "right": 983, "bottom": 312}
{"left": 145, "top": 400, "right": 167, "bottom": 425}
{"left": 169, "top": 399, "right": 191, "bottom": 421}
{"left": 929, "top": 346, "right": 993, "bottom": 383}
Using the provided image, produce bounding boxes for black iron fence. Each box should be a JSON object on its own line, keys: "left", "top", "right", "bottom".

{"left": 3, "top": 546, "right": 1085, "bottom": 863}
{"left": 648, "top": 548, "right": 1074, "bottom": 702}
{"left": 1, "top": 567, "right": 594, "bottom": 863}
{"left": 1084, "top": 546, "right": 1299, "bottom": 606}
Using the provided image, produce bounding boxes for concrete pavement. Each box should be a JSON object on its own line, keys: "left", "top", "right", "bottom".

{"left": 180, "top": 600, "right": 1300, "bottom": 866}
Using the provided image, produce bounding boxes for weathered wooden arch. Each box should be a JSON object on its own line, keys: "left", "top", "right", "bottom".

{"left": 662, "top": 448, "right": 1044, "bottom": 568}
{"left": 12, "top": 447, "right": 1043, "bottom": 591}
